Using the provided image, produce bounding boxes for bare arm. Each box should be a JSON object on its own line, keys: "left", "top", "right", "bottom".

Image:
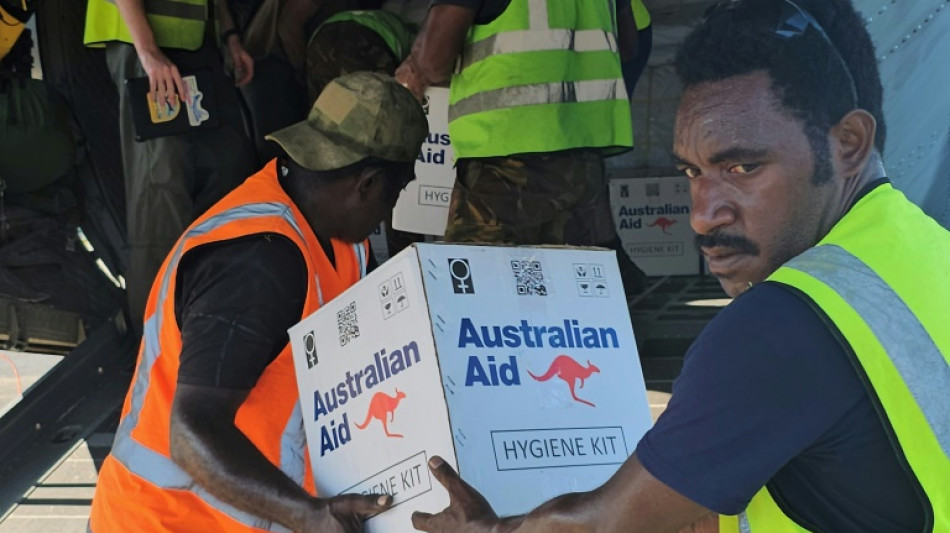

{"left": 216, "top": 0, "right": 254, "bottom": 85}
{"left": 277, "top": 0, "right": 325, "bottom": 73}
{"left": 394, "top": 4, "right": 475, "bottom": 101}
{"left": 170, "top": 383, "right": 390, "bottom": 532}
{"left": 411, "top": 455, "right": 717, "bottom": 533}
{"left": 114, "top": 0, "right": 188, "bottom": 104}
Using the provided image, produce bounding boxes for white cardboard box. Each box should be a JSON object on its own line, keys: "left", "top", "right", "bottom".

{"left": 392, "top": 88, "right": 456, "bottom": 236}
{"left": 609, "top": 176, "right": 701, "bottom": 276}
{"left": 289, "top": 243, "right": 652, "bottom": 532}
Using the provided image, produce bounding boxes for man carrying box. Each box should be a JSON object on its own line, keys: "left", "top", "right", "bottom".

{"left": 409, "top": 0, "right": 950, "bottom": 531}
{"left": 89, "top": 71, "right": 428, "bottom": 533}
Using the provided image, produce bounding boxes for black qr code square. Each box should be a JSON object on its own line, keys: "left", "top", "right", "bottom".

{"left": 645, "top": 183, "right": 660, "bottom": 197}
{"left": 337, "top": 302, "right": 359, "bottom": 346}
{"left": 511, "top": 260, "right": 547, "bottom": 296}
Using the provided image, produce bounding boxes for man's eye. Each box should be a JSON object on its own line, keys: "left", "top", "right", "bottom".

{"left": 679, "top": 167, "right": 700, "bottom": 179}
{"left": 729, "top": 163, "right": 759, "bottom": 174}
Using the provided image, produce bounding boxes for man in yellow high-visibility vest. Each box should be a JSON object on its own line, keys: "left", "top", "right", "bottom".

{"left": 406, "top": 1, "right": 950, "bottom": 531}
{"left": 395, "top": 0, "right": 648, "bottom": 298}
{"left": 84, "top": 0, "right": 257, "bottom": 328}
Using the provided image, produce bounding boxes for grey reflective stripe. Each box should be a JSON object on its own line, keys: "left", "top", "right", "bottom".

{"left": 462, "top": 29, "right": 617, "bottom": 69}
{"left": 354, "top": 243, "right": 368, "bottom": 278}
{"left": 785, "top": 244, "right": 950, "bottom": 456}
{"left": 738, "top": 512, "right": 752, "bottom": 533}
{"left": 280, "top": 402, "right": 307, "bottom": 485}
{"left": 449, "top": 78, "right": 624, "bottom": 122}
{"left": 104, "top": 0, "right": 207, "bottom": 21}
{"left": 528, "top": 0, "right": 548, "bottom": 30}
{"left": 111, "top": 202, "right": 308, "bottom": 532}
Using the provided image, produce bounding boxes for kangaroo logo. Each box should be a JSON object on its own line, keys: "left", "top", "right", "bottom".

{"left": 528, "top": 355, "right": 600, "bottom": 407}
{"left": 355, "top": 389, "right": 407, "bottom": 438}
{"left": 648, "top": 217, "right": 677, "bottom": 235}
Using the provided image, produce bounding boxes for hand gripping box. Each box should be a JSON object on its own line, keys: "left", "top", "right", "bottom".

{"left": 289, "top": 243, "right": 652, "bottom": 532}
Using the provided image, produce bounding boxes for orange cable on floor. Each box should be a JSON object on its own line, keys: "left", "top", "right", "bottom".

{"left": 0, "top": 352, "right": 23, "bottom": 397}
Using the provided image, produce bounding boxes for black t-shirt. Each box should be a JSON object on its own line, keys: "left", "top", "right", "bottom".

{"left": 429, "top": 0, "right": 629, "bottom": 25}
{"left": 174, "top": 234, "right": 308, "bottom": 389}
{"left": 635, "top": 280, "right": 926, "bottom": 532}
{"left": 173, "top": 233, "right": 378, "bottom": 390}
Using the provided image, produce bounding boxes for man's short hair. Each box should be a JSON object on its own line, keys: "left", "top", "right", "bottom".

{"left": 675, "top": 0, "right": 886, "bottom": 155}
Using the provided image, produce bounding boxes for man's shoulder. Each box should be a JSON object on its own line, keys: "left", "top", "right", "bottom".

{"left": 696, "top": 281, "right": 826, "bottom": 349}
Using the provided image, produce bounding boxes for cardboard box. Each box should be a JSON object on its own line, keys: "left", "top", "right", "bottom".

{"left": 392, "top": 88, "right": 456, "bottom": 236}
{"left": 289, "top": 243, "right": 652, "bottom": 531}
{"left": 609, "top": 176, "right": 702, "bottom": 276}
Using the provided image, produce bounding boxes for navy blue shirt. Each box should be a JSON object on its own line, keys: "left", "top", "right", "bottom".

{"left": 636, "top": 282, "right": 926, "bottom": 532}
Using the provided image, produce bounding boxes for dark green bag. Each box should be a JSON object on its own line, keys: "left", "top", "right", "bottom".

{"left": 0, "top": 30, "right": 75, "bottom": 194}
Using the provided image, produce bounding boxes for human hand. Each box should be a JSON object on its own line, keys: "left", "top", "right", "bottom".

{"left": 298, "top": 493, "right": 393, "bottom": 533}
{"left": 227, "top": 35, "right": 254, "bottom": 86}
{"left": 138, "top": 46, "right": 188, "bottom": 108}
{"left": 411, "top": 456, "right": 500, "bottom": 533}
{"left": 394, "top": 59, "right": 427, "bottom": 103}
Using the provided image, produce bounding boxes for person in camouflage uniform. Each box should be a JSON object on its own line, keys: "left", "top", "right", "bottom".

{"left": 397, "top": 1, "right": 648, "bottom": 297}
{"left": 447, "top": 151, "right": 617, "bottom": 246}
{"left": 305, "top": 10, "right": 413, "bottom": 102}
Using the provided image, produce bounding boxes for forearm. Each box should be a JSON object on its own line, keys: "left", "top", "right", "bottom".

{"left": 216, "top": 0, "right": 238, "bottom": 34}
{"left": 396, "top": 5, "right": 474, "bottom": 99}
{"left": 114, "top": 0, "right": 159, "bottom": 54}
{"left": 490, "top": 491, "right": 600, "bottom": 533}
{"left": 490, "top": 457, "right": 713, "bottom": 533}
{"left": 170, "top": 407, "right": 316, "bottom": 531}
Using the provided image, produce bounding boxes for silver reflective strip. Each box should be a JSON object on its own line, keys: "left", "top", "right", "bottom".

{"left": 111, "top": 202, "right": 308, "bottom": 531}
{"left": 528, "top": 0, "right": 548, "bottom": 30}
{"left": 738, "top": 512, "right": 752, "bottom": 533}
{"left": 280, "top": 402, "right": 307, "bottom": 485}
{"left": 785, "top": 244, "right": 950, "bottom": 456}
{"left": 462, "top": 29, "right": 617, "bottom": 69}
{"left": 449, "top": 78, "right": 624, "bottom": 122}
{"left": 316, "top": 277, "right": 325, "bottom": 307}
{"left": 354, "top": 243, "right": 368, "bottom": 278}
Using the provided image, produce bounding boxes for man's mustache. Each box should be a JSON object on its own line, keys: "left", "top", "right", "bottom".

{"left": 694, "top": 232, "right": 759, "bottom": 255}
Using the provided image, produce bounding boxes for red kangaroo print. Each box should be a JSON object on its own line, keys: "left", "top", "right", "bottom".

{"left": 528, "top": 355, "right": 600, "bottom": 407}
{"left": 355, "top": 389, "right": 407, "bottom": 438}
{"left": 648, "top": 216, "right": 677, "bottom": 235}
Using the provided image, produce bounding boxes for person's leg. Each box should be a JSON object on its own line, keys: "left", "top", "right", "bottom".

{"left": 175, "top": 42, "right": 257, "bottom": 215}
{"left": 444, "top": 153, "right": 583, "bottom": 245}
{"left": 561, "top": 151, "right": 648, "bottom": 297}
{"left": 106, "top": 42, "right": 196, "bottom": 327}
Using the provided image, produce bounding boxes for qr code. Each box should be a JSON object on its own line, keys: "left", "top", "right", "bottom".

{"left": 511, "top": 260, "right": 547, "bottom": 296}
{"left": 646, "top": 183, "right": 660, "bottom": 197}
{"left": 337, "top": 301, "right": 359, "bottom": 346}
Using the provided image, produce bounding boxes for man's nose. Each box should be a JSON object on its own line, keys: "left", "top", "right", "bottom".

{"left": 690, "top": 175, "right": 736, "bottom": 236}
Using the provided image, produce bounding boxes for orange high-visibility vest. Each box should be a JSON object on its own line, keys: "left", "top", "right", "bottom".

{"left": 89, "top": 160, "right": 369, "bottom": 532}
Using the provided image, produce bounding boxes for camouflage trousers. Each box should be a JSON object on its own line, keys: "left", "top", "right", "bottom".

{"left": 444, "top": 150, "right": 617, "bottom": 246}
{"left": 306, "top": 21, "right": 399, "bottom": 104}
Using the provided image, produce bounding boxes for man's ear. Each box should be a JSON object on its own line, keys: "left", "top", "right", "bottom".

{"left": 830, "top": 109, "right": 876, "bottom": 180}
{"left": 355, "top": 166, "right": 382, "bottom": 201}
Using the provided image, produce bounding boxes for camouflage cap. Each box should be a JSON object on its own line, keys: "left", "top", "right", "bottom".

{"left": 266, "top": 72, "right": 427, "bottom": 171}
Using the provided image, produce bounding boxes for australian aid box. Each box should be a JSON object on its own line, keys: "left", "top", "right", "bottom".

{"left": 289, "top": 243, "right": 653, "bottom": 532}
{"left": 391, "top": 87, "right": 455, "bottom": 236}
{"left": 609, "top": 173, "right": 702, "bottom": 276}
